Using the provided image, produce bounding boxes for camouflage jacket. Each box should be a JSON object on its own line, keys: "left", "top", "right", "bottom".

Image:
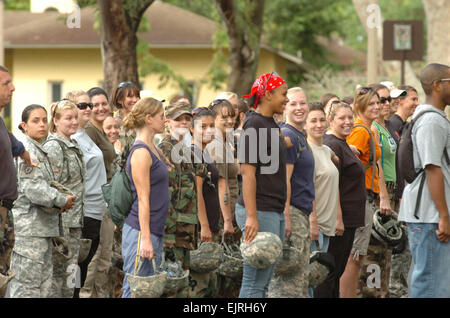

{"left": 43, "top": 133, "right": 86, "bottom": 228}
{"left": 118, "top": 128, "right": 136, "bottom": 168}
{"left": 12, "top": 136, "right": 68, "bottom": 237}
{"left": 158, "top": 135, "right": 205, "bottom": 250}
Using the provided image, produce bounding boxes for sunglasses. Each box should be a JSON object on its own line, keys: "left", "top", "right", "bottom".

{"left": 52, "top": 99, "right": 73, "bottom": 118}
{"left": 77, "top": 102, "right": 93, "bottom": 110}
{"left": 118, "top": 81, "right": 134, "bottom": 88}
{"left": 437, "top": 78, "right": 450, "bottom": 83}
{"left": 192, "top": 107, "right": 210, "bottom": 116}
{"left": 263, "top": 71, "right": 280, "bottom": 94}
{"left": 358, "top": 86, "right": 376, "bottom": 96}
{"left": 380, "top": 96, "right": 392, "bottom": 104}
{"left": 209, "top": 99, "right": 228, "bottom": 108}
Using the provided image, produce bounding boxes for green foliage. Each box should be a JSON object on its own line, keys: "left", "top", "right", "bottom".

{"left": 4, "top": 0, "right": 30, "bottom": 10}
{"left": 77, "top": 0, "right": 96, "bottom": 8}
{"left": 162, "top": 0, "right": 218, "bottom": 21}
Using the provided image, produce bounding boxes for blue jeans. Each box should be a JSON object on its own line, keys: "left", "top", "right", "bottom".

{"left": 308, "top": 232, "right": 330, "bottom": 297}
{"left": 407, "top": 223, "right": 450, "bottom": 298}
{"left": 121, "top": 223, "right": 164, "bottom": 298}
{"left": 235, "top": 203, "right": 285, "bottom": 298}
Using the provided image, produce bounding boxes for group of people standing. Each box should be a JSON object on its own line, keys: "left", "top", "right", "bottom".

{"left": 0, "top": 62, "right": 449, "bottom": 299}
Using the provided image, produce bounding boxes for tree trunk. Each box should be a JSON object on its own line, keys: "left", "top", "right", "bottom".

{"left": 215, "top": 0, "right": 265, "bottom": 96}
{"left": 422, "top": 0, "right": 450, "bottom": 65}
{"left": 97, "top": 0, "right": 154, "bottom": 98}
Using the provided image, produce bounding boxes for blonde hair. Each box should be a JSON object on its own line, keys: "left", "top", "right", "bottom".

{"left": 327, "top": 101, "right": 353, "bottom": 121}
{"left": 65, "top": 90, "right": 88, "bottom": 103}
{"left": 353, "top": 86, "right": 380, "bottom": 118}
{"left": 49, "top": 99, "right": 78, "bottom": 133}
{"left": 215, "top": 91, "right": 238, "bottom": 101}
{"left": 123, "top": 97, "right": 163, "bottom": 130}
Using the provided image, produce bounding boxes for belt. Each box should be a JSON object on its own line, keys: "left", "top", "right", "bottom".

{"left": 0, "top": 199, "right": 14, "bottom": 210}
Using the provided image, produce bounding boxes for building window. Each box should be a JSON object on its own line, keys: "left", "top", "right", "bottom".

{"left": 49, "top": 81, "right": 63, "bottom": 103}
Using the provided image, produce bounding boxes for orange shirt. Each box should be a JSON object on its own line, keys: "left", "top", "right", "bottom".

{"left": 346, "top": 118, "right": 382, "bottom": 194}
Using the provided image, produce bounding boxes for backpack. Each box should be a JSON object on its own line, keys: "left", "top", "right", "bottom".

{"left": 397, "top": 109, "right": 450, "bottom": 219}
{"left": 353, "top": 124, "right": 377, "bottom": 193}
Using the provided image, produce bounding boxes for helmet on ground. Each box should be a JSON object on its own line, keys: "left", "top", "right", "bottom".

{"left": 218, "top": 236, "right": 243, "bottom": 278}
{"left": 308, "top": 250, "right": 335, "bottom": 287}
{"left": 160, "top": 254, "right": 189, "bottom": 294}
{"left": 52, "top": 237, "right": 72, "bottom": 264}
{"left": 0, "top": 270, "right": 15, "bottom": 290}
{"left": 126, "top": 258, "right": 167, "bottom": 298}
{"left": 274, "top": 237, "right": 302, "bottom": 276}
{"left": 240, "top": 232, "right": 282, "bottom": 269}
{"left": 371, "top": 210, "right": 403, "bottom": 247}
{"left": 78, "top": 238, "right": 92, "bottom": 263}
{"left": 189, "top": 242, "right": 223, "bottom": 273}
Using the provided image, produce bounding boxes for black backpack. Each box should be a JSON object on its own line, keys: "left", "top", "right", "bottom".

{"left": 397, "top": 109, "right": 450, "bottom": 219}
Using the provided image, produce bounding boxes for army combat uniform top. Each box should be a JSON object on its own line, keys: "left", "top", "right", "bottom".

{"left": 43, "top": 133, "right": 86, "bottom": 229}
{"left": 158, "top": 135, "right": 202, "bottom": 251}
{"left": 12, "top": 136, "right": 69, "bottom": 238}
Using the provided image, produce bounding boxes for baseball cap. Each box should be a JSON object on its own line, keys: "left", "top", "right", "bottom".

{"left": 165, "top": 102, "right": 192, "bottom": 120}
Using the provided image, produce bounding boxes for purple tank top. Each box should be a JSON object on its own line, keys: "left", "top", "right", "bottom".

{"left": 124, "top": 141, "right": 169, "bottom": 237}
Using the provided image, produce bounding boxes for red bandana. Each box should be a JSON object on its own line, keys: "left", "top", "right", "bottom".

{"left": 243, "top": 72, "right": 286, "bottom": 109}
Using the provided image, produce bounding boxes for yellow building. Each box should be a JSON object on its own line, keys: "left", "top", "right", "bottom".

{"left": 4, "top": 1, "right": 303, "bottom": 135}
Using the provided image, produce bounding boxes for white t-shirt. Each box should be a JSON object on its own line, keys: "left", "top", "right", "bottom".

{"left": 398, "top": 104, "right": 450, "bottom": 224}
{"left": 72, "top": 129, "right": 107, "bottom": 221}
{"left": 309, "top": 142, "right": 340, "bottom": 236}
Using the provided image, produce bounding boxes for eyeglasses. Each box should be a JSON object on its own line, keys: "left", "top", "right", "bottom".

{"left": 76, "top": 102, "right": 93, "bottom": 110}
{"left": 380, "top": 96, "right": 392, "bottom": 104}
{"left": 118, "top": 81, "right": 134, "bottom": 88}
{"left": 263, "top": 71, "right": 280, "bottom": 94}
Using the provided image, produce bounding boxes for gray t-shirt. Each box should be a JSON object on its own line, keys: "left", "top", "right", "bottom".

{"left": 398, "top": 104, "right": 450, "bottom": 224}
{"left": 72, "top": 129, "right": 107, "bottom": 221}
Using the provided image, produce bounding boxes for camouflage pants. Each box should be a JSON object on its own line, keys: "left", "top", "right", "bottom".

{"left": 0, "top": 206, "right": 14, "bottom": 298}
{"left": 80, "top": 210, "right": 115, "bottom": 298}
{"left": 268, "top": 206, "right": 310, "bottom": 298}
{"left": 50, "top": 227, "right": 82, "bottom": 298}
{"left": 162, "top": 246, "right": 190, "bottom": 298}
{"left": 389, "top": 224, "right": 411, "bottom": 298}
{"left": 357, "top": 238, "right": 392, "bottom": 298}
{"left": 7, "top": 236, "right": 53, "bottom": 298}
{"left": 110, "top": 227, "right": 124, "bottom": 298}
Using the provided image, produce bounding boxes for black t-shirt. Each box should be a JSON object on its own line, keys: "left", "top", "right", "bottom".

{"left": 323, "top": 134, "right": 366, "bottom": 228}
{"left": 237, "top": 111, "right": 287, "bottom": 213}
{"left": 191, "top": 144, "right": 220, "bottom": 233}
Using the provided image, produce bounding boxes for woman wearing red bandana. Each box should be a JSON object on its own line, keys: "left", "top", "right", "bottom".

{"left": 235, "top": 72, "right": 289, "bottom": 298}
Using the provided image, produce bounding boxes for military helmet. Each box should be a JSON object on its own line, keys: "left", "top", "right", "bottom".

{"left": 308, "top": 250, "right": 336, "bottom": 287}
{"left": 126, "top": 258, "right": 167, "bottom": 298}
{"left": 240, "top": 232, "right": 282, "bottom": 269}
{"left": 0, "top": 270, "right": 15, "bottom": 290}
{"left": 371, "top": 210, "right": 404, "bottom": 247}
{"left": 78, "top": 238, "right": 92, "bottom": 263}
{"left": 160, "top": 253, "right": 189, "bottom": 294}
{"left": 217, "top": 235, "right": 243, "bottom": 278}
{"left": 274, "top": 237, "right": 302, "bottom": 276}
{"left": 52, "top": 237, "right": 72, "bottom": 263}
{"left": 189, "top": 242, "right": 223, "bottom": 273}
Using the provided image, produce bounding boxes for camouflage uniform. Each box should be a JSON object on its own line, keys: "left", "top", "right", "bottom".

{"left": 206, "top": 136, "right": 242, "bottom": 298}
{"left": 268, "top": 206, "right": 310, "bottom": 298}
{"left": 357, "top": 199, "right": 392, "bottom": 298}
{"left": 43, "top": 133, "right": 86, "bottom": 298}
{"left": 158, "top": 134, "right": 199, "bottom": 298}
{"left": 6, "top": 136, "right": 69, "bottom": 298}
{"left": 0, "top": 206, "right": 14, "bottom": 297}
